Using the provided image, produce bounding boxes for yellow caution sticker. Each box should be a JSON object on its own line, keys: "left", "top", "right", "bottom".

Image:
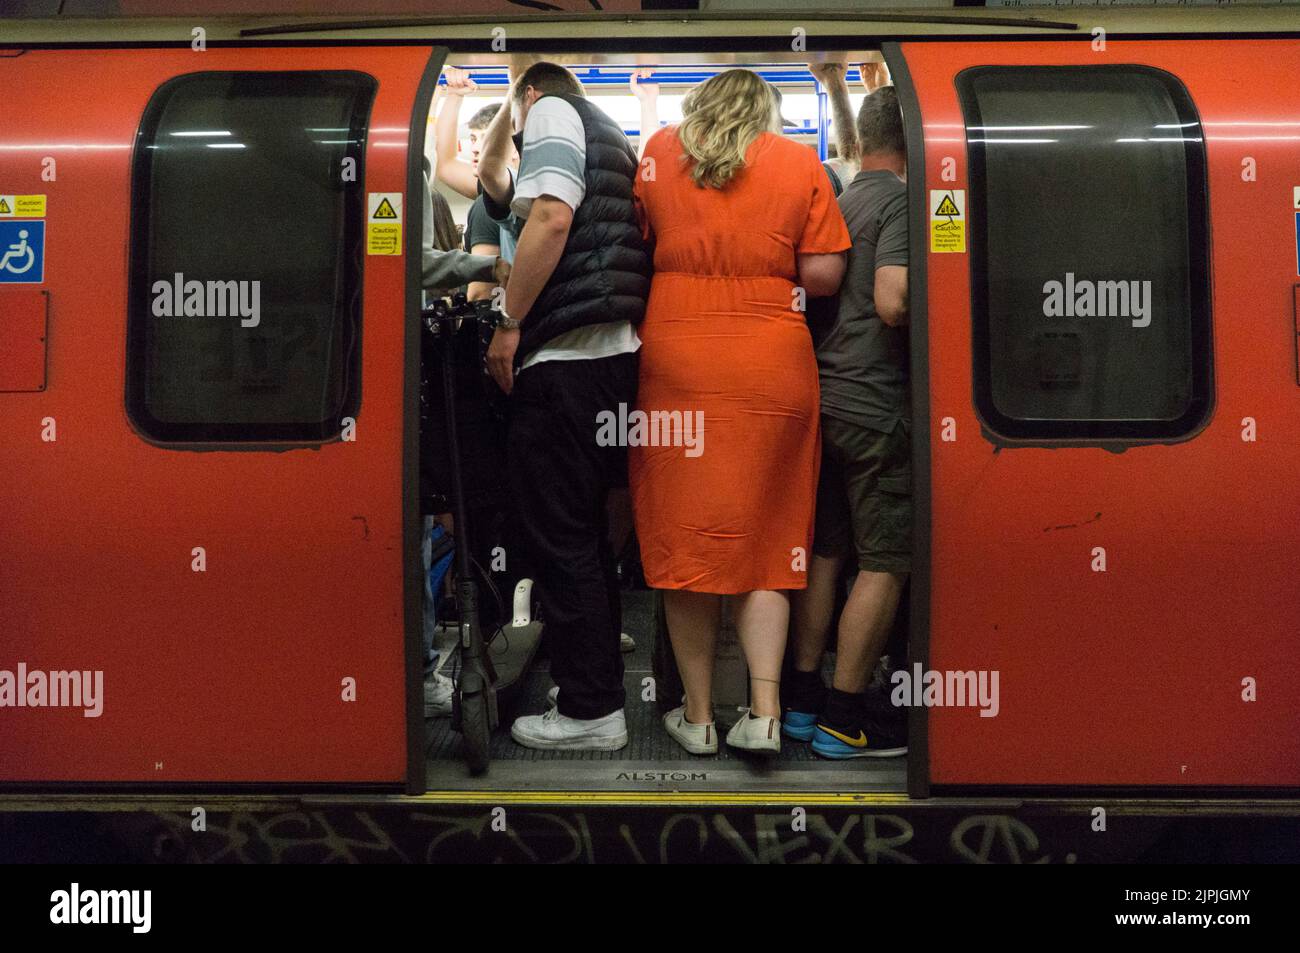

{"left": 367, "top": 223, "right": 402, "bottom": 255}
{"left": 929, "top": 189, "right": 965, "bottom": 254}
{"left": 367, "top": 192, "right": 403, "bottom": 256}
{"left": 0, "top": 195, "right": 47, "bottom": 218}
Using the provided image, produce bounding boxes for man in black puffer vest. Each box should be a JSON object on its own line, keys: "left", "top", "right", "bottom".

{"left": 483, "top": 62, "right": 651, "bottom": 750}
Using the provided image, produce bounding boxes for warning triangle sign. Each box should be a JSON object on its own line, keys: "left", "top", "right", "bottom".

{"left": 372, "top": 198, "right": 398, "bottom": 220}
{"left": 0, "top": 199, "right": 10, "bottom": 214}
{"left": 935, "top": 195, "right": 960, "bottom": 217}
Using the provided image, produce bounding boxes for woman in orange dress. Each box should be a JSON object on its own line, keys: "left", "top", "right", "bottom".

{"left": 630, "top": 69, "right": 849, "bottom": 754}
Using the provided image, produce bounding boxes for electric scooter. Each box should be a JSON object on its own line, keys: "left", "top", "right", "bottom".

{"left": 423, "top": 294, "right": 542, "bottom": 775}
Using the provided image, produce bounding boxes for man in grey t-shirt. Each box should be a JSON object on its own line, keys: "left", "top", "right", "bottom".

{"left": 814, "top": 166, "right": 910, "bottom": 431}
{"left": 787, "top": 86, "right": 912, "bottom": 759}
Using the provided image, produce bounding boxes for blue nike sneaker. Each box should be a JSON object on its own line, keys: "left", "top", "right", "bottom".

{"left": 781, "top": 710, "right": 818, "bottom": 741}
{"left": 811, "top": 720, "right": 908, "bottom": 759}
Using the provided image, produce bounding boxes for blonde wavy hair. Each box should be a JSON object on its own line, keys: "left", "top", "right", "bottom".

{"left": 678, "top": 69, "right": 780, "bottom": 189}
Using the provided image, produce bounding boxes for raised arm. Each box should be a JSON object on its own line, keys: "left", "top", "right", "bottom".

{"left": 809, "top": 62, "right": 858, "bottom": 165}
{"left": 476, "top": 89, "right": 516, "bottom": 209}
{"left": 630, "top": 68, "right": 660, "bottom": 161}
{"left": 858, "top": 62, "right": 892, "bottom": 95}
{"left": 433, "top": 66, "right": 480, "bottom": 201}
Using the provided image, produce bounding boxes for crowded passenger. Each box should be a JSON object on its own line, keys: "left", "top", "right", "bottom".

{"left": 786, "top": 85, "right": 911, "bottom": 759}
{"left": 471, "top": 66, "right": 651, "bottom": 660}
{"left": 469, "top": 61, "right": 652, "bottom": 750}
{"left": 433, "top": 67, "right": 521, "bottom": 302}
{"left": 630, "top": 68, "right": 850, "bottom": 755}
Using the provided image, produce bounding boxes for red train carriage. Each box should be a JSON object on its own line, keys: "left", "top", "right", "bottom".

{"left": 0, "top": 9, "right": 1297, "bottom": 817}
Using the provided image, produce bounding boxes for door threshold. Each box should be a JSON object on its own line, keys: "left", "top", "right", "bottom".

{"left": 425, "top": 758, "right": 908, "bottom": 794}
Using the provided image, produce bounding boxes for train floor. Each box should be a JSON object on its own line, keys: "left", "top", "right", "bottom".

{"left": 424, "top": 589, "right": 909, "bottom": 793}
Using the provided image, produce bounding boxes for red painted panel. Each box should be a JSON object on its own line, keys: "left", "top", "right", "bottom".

{"left": 0, "top": 46, "right": 432, "bottom": 783}
{"left": 903, "top": 40, "right": 1300, "bottom": 787}
{"left": 0, "top": 289, "right": 47, "bottom": 392}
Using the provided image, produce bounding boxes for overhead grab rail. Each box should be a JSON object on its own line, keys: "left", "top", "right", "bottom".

{"left": 437, "top": 67, "right": 864, "bottom": 88}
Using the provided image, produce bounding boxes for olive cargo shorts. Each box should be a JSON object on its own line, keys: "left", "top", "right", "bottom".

{"left": 812, "top": 415, "right": 912, "bottom": 575}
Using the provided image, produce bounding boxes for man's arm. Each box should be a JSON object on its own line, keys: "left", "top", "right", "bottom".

{"left": 875, "top": 265, "right": 909, "bottom": 327}
{"left": 476, "top": 92, "right": 516, "bottom": 208}
{"left": 872, "top": 188, "right": 909, "bottom": 327}
{"left": 504, "top": 196, "right": 572, "bottom": 321}
{"left": 810, "top": 63, "right": 858, "bottom": 165}
{"left": 424, "top": 247, "right": 500, "bottom": 290}
{"left": 485, "top": 196, "right": 572, "bottom": 394}
{"left": 433, "top": 67, "right": 479, "bottom": 200}
{"left": 422, "top": 172, "right": 507, "bottom": 289}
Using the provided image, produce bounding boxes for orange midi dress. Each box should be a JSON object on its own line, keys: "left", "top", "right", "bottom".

{"left": 629, "top": 128, "right": 851, "bottom": 594}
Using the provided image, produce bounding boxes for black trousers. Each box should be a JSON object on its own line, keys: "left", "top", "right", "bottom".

{"left": 507, "top": 351, "right": 638, "bottom": 720}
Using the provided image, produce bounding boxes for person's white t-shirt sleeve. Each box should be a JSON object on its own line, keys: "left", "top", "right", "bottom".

{"left": 511, "top": 98, "right": 587, "bottom": 219}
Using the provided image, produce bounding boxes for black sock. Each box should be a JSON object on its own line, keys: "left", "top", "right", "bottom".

{"left": 785, "top": 668, "right": 826, "bottom": 712}
{"left": 821, "top": 688, "right": 864, "bottom": 732}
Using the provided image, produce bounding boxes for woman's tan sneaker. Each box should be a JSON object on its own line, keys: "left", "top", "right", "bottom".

{"left": 663, "top": 705, "right": 718, "bottom": 755}
{"left": 725, "top": 708, "right": 781, "bottom": 754}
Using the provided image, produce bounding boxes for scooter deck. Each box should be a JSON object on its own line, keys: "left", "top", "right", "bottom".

{"left": 485, "top": 621, "right": 544, "bottom": 698}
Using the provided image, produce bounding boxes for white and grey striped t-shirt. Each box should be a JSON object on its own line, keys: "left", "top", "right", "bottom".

{"left": 511, "top": 96, "right": 640, "bottom": 370}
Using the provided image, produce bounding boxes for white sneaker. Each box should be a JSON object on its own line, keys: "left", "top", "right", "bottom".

{"left": 725, "top": 708, "right": 781, "bottom": 754}
{"left": 424, "top": 671, "right": 454, "bottom": 718}
{"left": 663, "top": 705, "right": 717, "bottom": 755}
{"left": 511, "top": 707, "right": 628, "bottom": 751}
{"left": 620, "top": 632, "right": 636, "bottom": 653}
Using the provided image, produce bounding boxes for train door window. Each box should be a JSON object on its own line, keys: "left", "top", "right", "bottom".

{"left": 127, "top": 71, "right": 376, "bottom": 442}
{"left": 957, "top": 66, "right": 1212, "bottom": 441}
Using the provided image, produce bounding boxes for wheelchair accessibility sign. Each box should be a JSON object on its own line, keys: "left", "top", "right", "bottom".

{"left": 0, "top": 220, "right": 44, "bottom": 283}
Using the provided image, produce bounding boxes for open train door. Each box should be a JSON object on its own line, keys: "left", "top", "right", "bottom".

{"left": 885, "top": 38, "right": 1300, "bottom": 795}
{"left": 0, "top": 43, "right": 445, "bottom": 792}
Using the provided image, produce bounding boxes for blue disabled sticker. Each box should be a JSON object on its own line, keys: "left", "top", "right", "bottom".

{"left": 0, "top": 219, "right": 44, "bottom": 284}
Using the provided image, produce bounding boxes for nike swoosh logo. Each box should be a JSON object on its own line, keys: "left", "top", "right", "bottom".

{"left": 820, "top": 726, "right": 867, "bottom": 747}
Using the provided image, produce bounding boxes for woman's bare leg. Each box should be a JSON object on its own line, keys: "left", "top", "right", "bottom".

{"left": 733, "top": 589, "right": 789, "bottom": 719}
{"left": 662, "top": 590, "right": 722, "bottom": 724}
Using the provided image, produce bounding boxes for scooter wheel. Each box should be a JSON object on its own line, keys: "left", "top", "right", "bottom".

{"left": 459, "top": 690, "right": 490, "bottom": 775}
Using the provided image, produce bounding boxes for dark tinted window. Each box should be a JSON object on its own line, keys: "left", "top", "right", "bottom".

{"left": 128, "top": 71, "right": 376, "bottom": 442}
{"left": 958, "top": 67, "right": 1212, "bottom": 440}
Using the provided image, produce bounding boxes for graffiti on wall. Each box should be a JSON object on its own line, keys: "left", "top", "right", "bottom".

{"left": 114, "top": 807, "right": 1081, "bottom": 864}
